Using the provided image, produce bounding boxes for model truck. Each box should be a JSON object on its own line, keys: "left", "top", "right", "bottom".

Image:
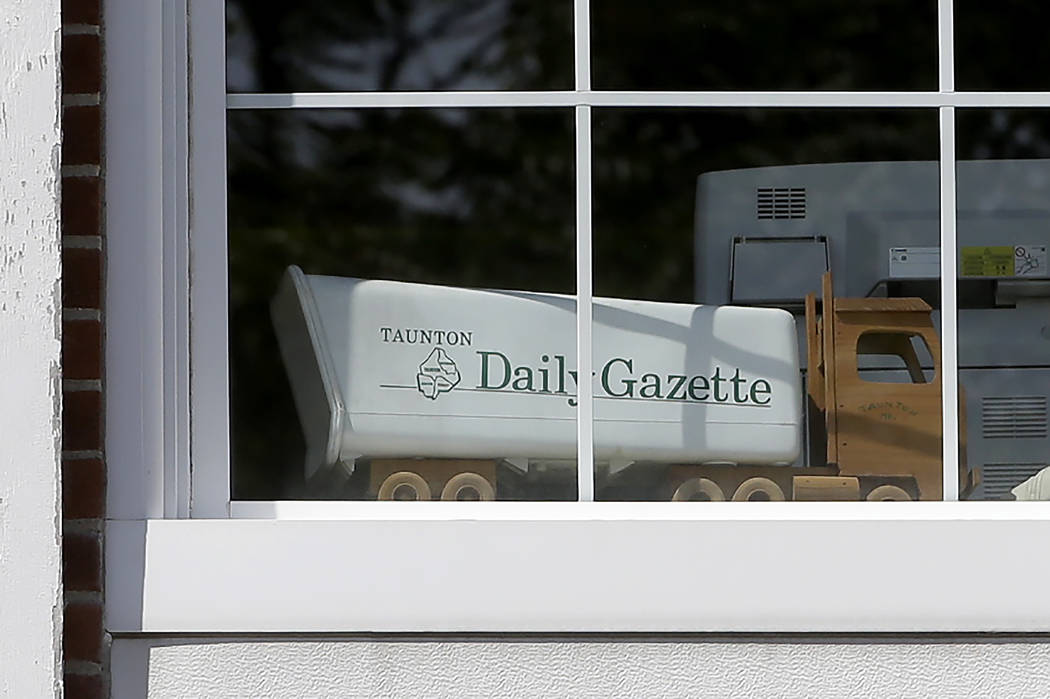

{"left": 272, "top": 265, "right": 972, "bottom": 501}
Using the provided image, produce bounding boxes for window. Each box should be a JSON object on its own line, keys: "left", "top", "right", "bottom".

{"left": 105, "top": 0, "right": 1050, "bottom": 634}
{"left": 226, "top": 106, "right": 579, "bottom": 502}
{"left": 221, "top": 12, "right": 960, "bottom": 505}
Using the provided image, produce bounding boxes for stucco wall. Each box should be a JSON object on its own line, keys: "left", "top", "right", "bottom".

{"left": 0, "top": 1, "right": 63, "bottom": 697}
{"left": 113, "top": 637, "right": 1050, "bottom": 698}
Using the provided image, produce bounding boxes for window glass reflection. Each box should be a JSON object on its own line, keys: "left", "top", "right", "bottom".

{"left": 592, "top": 0, "right": 937, "bottom": 90}
{"left": 227, "top": 108, "right": 576, "bottom": 500}
{"left": 593, "top": 109, "right": 951, "bottom": 501}
{"left": 227, "top": 0, "right": 573, "bottom": 92}
{"left": 956, "top": 1, "right": 1050, "bottom": 90}
{"left": 957, "top": 110, "right": 1050, "bottom": 501}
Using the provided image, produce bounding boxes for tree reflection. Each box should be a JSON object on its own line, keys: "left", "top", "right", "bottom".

{"left": 956, "top": 0, "right": 1050, "bottom": 90}
{"left": 226, "top": 0, "right": 573, "bottom": 91}
{"left": 592, "top": 0, "right": 937, "bottom": 90}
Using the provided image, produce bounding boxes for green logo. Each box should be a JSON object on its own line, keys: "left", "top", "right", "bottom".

{"left": 416, "top": 347, "right": 460, "bottom": 400}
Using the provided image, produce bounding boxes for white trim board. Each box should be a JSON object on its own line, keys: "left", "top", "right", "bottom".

{"left": 107, "top": 514, "right": 1050, "bottom": 634}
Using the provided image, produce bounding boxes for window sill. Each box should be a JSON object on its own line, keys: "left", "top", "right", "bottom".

{"left": 106, "top": 503, "right": 1050, "bottom": 634}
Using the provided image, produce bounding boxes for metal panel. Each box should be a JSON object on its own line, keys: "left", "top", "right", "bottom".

{"left": 730, "top": 236, "right": 828, "bottom": 306}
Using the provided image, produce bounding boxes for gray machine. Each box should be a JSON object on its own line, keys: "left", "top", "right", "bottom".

{"left": 695, "top": 160, "right": 1050, "bottom": 499}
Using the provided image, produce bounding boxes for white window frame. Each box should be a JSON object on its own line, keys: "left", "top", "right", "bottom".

{"left": 105, "top": 0, "right": 1050, "bottom": 634}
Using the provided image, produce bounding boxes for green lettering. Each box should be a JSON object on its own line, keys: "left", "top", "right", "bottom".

{"left": 712, "top": 366, "right": 728, "bottom": 402}
{"left": 601, "top": 357, "right": 635, "bottom": 398}
{"left": 512, "top": 366, "right": 535, "bottom": 391}
{"left": 688, "top": 375, "right": 710, "bottom": 401}
{"left": 478, "top": 351, "right": 510, "bottom": 389}
{"left": 639, "top": 373, "right": 662, "bottom": 398}
{"left": 567, "top": 368, "right": 579, "bottom": 407}
{"left": 730, "top": 368, "right": 747, "bottom": 402}
{"left": 750, "top": 380, "right": 771, "bottom": 405}
{"left": 667, "top": 375, "right": 687, "bottom": 400}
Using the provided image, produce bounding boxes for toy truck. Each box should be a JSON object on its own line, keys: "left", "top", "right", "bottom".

{"left": 272, "top": 265, "right": 973, "bottom": 501}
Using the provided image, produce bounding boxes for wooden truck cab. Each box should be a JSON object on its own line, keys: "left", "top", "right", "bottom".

{"left": 806, "top": 273, "right": 974, "bottom": 500}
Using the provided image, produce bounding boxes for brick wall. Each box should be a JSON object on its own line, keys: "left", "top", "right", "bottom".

{"left": 61, "top": 0, "right": 106, "bottom": 696}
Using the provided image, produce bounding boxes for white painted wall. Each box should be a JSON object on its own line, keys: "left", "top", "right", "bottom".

{"left": 0, "top": 1, "right": 64, "bottom": 698}
{"left": 113, "top": 637, "right": 1050, "bottom": 698}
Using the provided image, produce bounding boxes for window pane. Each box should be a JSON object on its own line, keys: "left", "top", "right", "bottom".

{"left": 957, "top": 109, "right": 1050, "bottom": 501}
{"left": 226, "top": 1, "right": 574, "bottom": 92}
{"left": 591, "top": 0, "right": 938, "bottom": 90}
{"left": 956, "top": 2, "right": 1050, "bottom": 90}
{"left": 227, "top": 108, "right": 577, "bottom": 501}
{"left": 592, "top": 108, "right": 947, "bottom": 502}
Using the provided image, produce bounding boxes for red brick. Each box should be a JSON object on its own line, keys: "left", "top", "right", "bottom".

{"left": 63, "top": 390, "right": 101, "bottom": 451}
{"left": 62, "top": 247, "right": 102, "bottom": 309}
{"left": 63, "top": 458, "right": 105, "bottom": 519}
{"left": 62, "top": 0, "right": 101, "bottom": 25}
{"left": 62, "top": 35, "right": 101, "bottom": 94}
{"left": 64, "top": 601, "right": 103, "bottom": 662}
{"left": 64, "top": 673, "right": 104, "bottom": 699}
{"left": 63, "top": 106, "right": 101, "bottom": 165}
{"left": 63, "top": 532, "right": 101, "bottom": 592}
{"left": 62, "top": 177, "right": 101, "bottom": 238}
{"left": 63, "top": 319, "right": 102, "bottom": 380}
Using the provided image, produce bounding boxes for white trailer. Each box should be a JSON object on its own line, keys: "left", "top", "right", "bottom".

{"left": 271, "top": 265, "right": 803, "bottom": 485}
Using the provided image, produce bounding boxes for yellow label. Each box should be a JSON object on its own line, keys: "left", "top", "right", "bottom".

{"left": 961, "top": 246, "right": 1014, "bottom": 277}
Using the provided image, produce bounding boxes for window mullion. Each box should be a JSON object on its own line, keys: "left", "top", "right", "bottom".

{"left": 940, "top": 106, "right": 960, "bottom": 501}
{"left": 938, "top": 0, "right": 954, "bottom": 92}
{"left": 575, "top": 105, "right": 594, "bottom": 502}
{"left": 575, "top": 0, "right": 590, "bottom": 92}
{"left": 939, "top": 0, "right": 959, "bottom": 501}
{"left": 574, "top": 0, "right": 594, "bottom": 501}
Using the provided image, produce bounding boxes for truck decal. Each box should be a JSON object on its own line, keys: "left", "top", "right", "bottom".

{"left": 388, "top": 347, "right": 778, "bottom": 408}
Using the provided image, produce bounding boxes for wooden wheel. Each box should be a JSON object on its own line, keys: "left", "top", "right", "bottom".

{"left": 865, "top": 484, "right": 912, "bottom": 501}
{"left": 440, "top": 472, "right": 496, "bottom": 501}
{"left": 732, "top": 477, "right": 786, "bottom": 502}
{"left": 672, "top": 477, "right": 726, "bottom": 502}
{"left": 377, "top": 471, "right": 432, "bottom": 501}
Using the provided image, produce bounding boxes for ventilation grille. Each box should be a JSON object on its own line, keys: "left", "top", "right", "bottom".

{"left": 980, "top": 463, "right": 1047, "bottom": 500}
{"left": 757, "top": 187, "right": 806, "bottom": 219}
{"left": 981, "top": 396, "right": 1048, "bottom": 439}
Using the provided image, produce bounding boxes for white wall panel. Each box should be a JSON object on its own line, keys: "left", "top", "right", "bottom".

{"left": 0, "top": 0, "right": 63, "bottom": 696}
{"left": 113, "top": 638, "right": 1050, "bottom": 698}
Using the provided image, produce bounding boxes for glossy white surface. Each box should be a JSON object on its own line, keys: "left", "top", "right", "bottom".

{"left": 273, "top": 269, "right": 802, "bottom": 480}
{"left": 108, "top": 509, "right": 1050, "bottom": 634}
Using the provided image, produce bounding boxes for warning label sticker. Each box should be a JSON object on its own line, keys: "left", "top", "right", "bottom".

{"left": 961, "top": 245, "right": 1047, "bottom": 277}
